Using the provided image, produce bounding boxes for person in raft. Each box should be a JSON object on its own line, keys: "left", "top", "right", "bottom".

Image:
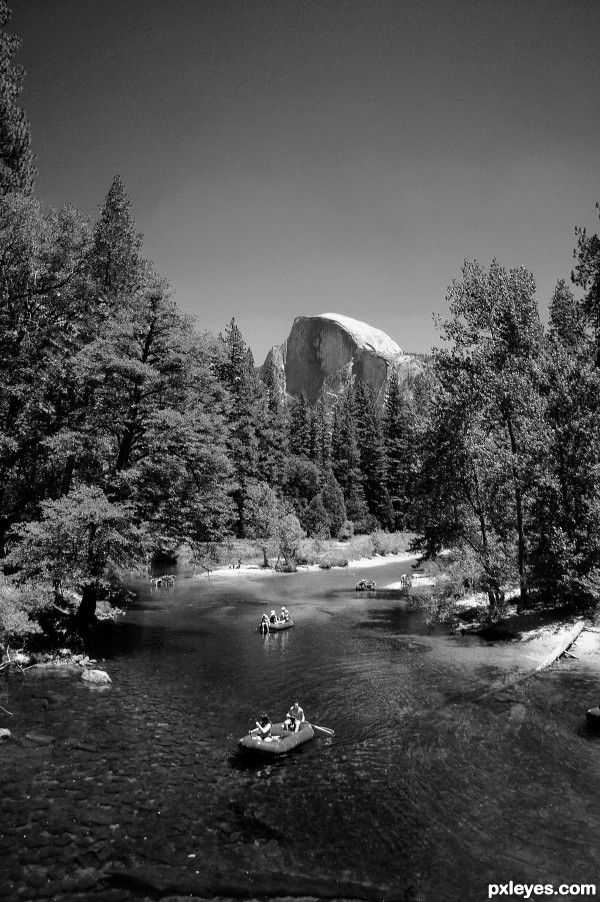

{"left": 280, "top": 606, "right": 290, "bottom": 621}
{"left": 260, "top": 613, "right": 270, "bottom": 632}
{"left": 288, "top": 701, "right": 305, "bottom": 723}
{"left": 253, "top": 714, "right": 272, "bottom": 740}
{"left": 269, "top": 609, "right": 278, "bottom": 624}
{"left": 284, "top": 713, "right": 299, "bottom": 733}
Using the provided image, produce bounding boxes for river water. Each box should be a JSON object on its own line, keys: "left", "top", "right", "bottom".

{"left": 1, "top": 559, "right": 600, "bottom": 902}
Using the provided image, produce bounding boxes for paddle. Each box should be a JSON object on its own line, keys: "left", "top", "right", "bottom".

{"left": 308, "top": 722, "right": 335, "bottom": 736}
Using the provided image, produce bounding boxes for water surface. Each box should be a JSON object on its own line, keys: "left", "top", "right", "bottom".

{"left": 2, "top": 559, "right": 599, "bottom": 901}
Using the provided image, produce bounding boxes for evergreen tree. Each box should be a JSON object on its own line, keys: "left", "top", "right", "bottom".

{"left": 217, "top": 318, "right": 261, "bottom": 535}
{"left": 383, "top": 373, "right": 415, "bottom": 530}
{"left": 257, "top": 357, "right": 288, "bottom": 487}
{"left": 321, "top": 469, "right": 347, "bottom": 536}
{"left": 75, "top": 266, "right": 234, "bottom": 548}
{"left": 0, "top": 1, "right": 35, "bottom": 195}
{"left": 310, "top": 389, "right": 332, "bottom": 471}
{"left": 331, "top": 385, "right": 368, "bottom": 531}
{"left": 288, "top": 389, "right": 312, "bottom": 459}
{"left": 572, "top": 202, "right": 600, "bottom": 364}
{"left": 354, "top": 380, "right": 394, "bottom": 529}
{"left": 90, "top": 174, "right": 143, "bottom": 300}
{"left": 281, "top": 455, "right": 321, "bottom": 529}
{"left": 0, "top": 194, "right": 92, "bottom": 553}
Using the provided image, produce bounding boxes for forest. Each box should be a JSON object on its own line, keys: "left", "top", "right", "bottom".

{"left": 1, "top": 1, "right": 600, "bottom": 650}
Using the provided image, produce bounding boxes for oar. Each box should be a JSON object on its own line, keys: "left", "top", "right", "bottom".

{"left": 309, "top": 722, "right": 335, "bottom": 736}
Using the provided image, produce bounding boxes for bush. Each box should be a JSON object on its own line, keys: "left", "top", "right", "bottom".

{"left": 344, "top": 536, "right": 374, "bottom": 561}
{"left": 337, "top": 520, "right": 354, "bottom": 541}
{"left": 371, "top": 530, "right": 404, "bottom": 556}
{"left": 0, "top": 577, "right": 52, "bottom": 645}
{"left": 318, "top": 556, "right": 348, "bottom": 569}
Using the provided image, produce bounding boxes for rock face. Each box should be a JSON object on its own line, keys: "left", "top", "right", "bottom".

{"left": 262, "top": 312, "right": 418, "bottom": 403}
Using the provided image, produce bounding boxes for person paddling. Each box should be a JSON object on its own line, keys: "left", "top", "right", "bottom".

{"left": 288, "top": 701, "right": 305, "bottom": 723}
{"left": 252, "top": 713, "right": 272, "bottom": 740}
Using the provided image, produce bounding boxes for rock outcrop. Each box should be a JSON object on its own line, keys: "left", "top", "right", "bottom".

{"left": 262, "top": 312, "right": 419, "bottom": 403}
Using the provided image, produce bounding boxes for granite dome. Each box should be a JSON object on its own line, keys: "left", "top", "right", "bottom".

{"left": 262, "top": 313, "right": 417, "bottom": 403}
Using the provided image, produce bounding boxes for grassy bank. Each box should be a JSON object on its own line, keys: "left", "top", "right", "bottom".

{"left": 194, "top": 531, "right": 418, "bottom": 573}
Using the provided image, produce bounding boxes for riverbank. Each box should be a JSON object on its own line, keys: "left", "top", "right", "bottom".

{"left": 193, "top": 549, "right": 419, "bottom": 581}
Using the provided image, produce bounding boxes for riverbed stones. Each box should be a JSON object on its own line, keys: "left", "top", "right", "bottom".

{"left": 81, "top": 669, "right": 111, "bottom": 685}
{"left": 24, "top": 730, "right": 56, "bottom": 745}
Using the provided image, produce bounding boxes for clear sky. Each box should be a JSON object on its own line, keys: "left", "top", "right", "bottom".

{"left": 11, "top": 0, "right": 600, "bottom": 363}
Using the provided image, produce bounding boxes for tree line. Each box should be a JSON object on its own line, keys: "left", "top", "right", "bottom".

{"left": 1, "top": 0, "right": 600, "bottom": 646}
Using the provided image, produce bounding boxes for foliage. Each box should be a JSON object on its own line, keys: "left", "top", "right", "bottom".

{"left": 321, "top": 470, "right": 347, "bottom": 536}
{"left": 413, "top": 259, "right": 546, "bottom": 608}
{"left": 303, "top": 493, "right": 331, "bottom": 539}
{"left": 0, "top": 1, "right": 35, "bottom": 194}
{"left": 275, "top": 510, "right": 306, "bottom": 570}
{"left": 8, "top": 485, "right": 145, "bottom": 594}
{"left": 0, "top": 575, "right": 50, "bottom": 641}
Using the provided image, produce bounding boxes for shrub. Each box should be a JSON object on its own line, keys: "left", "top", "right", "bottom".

{"left": 344, "top": 536, "right": 374, "bottom": 561}
{"left": 371, "top": 530, "right": 414, "bottom": 556}
{"left": 337, "top": 520, "right": 354, "bottom": 541}
{"left": 319, "top": 556, "right": 348, "bottom": 569}
{"left": 0, "top": 577, "right": 52, "bottom": 645}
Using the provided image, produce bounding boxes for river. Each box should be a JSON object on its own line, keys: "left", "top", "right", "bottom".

{"left": 1, "top": 558, "right": 600, "bottom": 901}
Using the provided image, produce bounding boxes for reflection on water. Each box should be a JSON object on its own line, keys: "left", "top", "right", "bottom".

{"left": 1, "top": 559, "right": 600, "bottom": 901}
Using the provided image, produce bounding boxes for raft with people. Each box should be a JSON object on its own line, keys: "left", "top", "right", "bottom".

{"left": 259, "top": 608, "right": 294, "bottom": 633}
{"left": 238, "top": 720, "right": 314, "bottom": 756}
{"left": 259, "top": 618, "right": 294, "bottom": 633}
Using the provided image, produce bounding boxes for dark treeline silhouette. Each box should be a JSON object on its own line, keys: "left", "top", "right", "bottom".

{"left": 1, "top": 1, "right": 600, "bottom": 648}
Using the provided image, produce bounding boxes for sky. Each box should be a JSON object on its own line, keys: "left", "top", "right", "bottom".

{"left": 10, "top": 0, "right": 600, "bottom": 364}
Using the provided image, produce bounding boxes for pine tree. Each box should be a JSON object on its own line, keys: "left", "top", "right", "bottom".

{"left": 382, "top": 374, "right": 415, "bottom": 530}
{"left": 90, "top": 174, "right": 143, "bottom": 300}
{"left": 354, "top": 380, "right": 394, "bottom": 529}
{"left": 257, "top": 357, "right": 288, "bottom": 487}
{"left": 217, "top": 318, "right": 260, "bottom": 535}
{"left": 321, "top": 469, "right": 347, "bottom": 536}
{"left": 572, "top": 202, "right": 600, "bottom": 364}
{"left": 331, "top": 385, "right": 368, "bottom": 531}
{"left": 310, "top": 389, "right": 332, "bottom": 470}
{"left": 0, "top": 1, "right": 35, "bottom": 195}
{"left": 288, "top": 389, "right": 312, "bottom": 459}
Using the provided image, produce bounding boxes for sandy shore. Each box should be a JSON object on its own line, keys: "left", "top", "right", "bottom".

{"left": 193, "top": 551, "right": 419, "bottom": 581}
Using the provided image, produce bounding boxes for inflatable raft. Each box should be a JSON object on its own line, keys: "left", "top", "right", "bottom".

{"left": 259, "top": 619, "right": 294, "bottom": 633}
{"left": 238, "top": 720, "right": 314, "bottom": 756}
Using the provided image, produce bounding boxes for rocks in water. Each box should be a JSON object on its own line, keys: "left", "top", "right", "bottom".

{"left": 0, "top": 727, "right": 11, "bottom": 741}
{"left": 24, "top": 731, "right": 55, "bottom": 745}
{"left": 355, "top": 579, "right": 377, "bottom": 591}
{"left": 108, "top": 864, "right": 408, "bottom": 901}
{"left": 81, "top": 669, "right": 111, "bottom": 685}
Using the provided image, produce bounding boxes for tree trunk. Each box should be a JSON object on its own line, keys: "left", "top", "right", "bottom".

{"left": 76, "top": 582, "right": 98, "bottom": 630}
{"left": 505, "top": 413, "right": 527, "bottom": 603}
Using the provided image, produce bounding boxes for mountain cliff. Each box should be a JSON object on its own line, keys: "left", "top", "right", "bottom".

{"left": 262, "top": 313, "right": 419, "bottom": 403}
